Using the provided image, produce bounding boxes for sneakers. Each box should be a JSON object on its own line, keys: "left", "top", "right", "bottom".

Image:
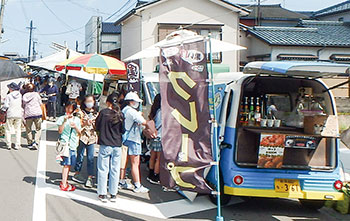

{"left": 59, "top": 182, "right": 76, "bottom": 191}
{"left": 13, "top": 145, "right": 20, "bottom": 150}
{"left": 133, "top": 185, "right": 149, "bottom": 193}
{"left": 119, "top": 182, "right": 133, "bottom": 190}
{"left": 72, "top": 173, "right": 85, "bottom": 184}
{"left": 6, "top": 145, "right": 11, "bottom": 150}
{"left": 98, "top": 195, "right": 108, "bottom": 203}
{"left": 147, "top": 174, "right": 160, "bottom": 185}
{"left": 31, "top": 143, "right": 38, "bottom": 150}
{"left": 85, "top": 177, "right": 94, "bottom": 188}
{"left": 110, "top": 195, "right": 117, "bottom": 202}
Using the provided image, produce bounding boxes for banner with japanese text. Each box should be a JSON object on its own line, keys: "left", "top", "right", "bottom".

{"left": 126, "top": 60, "right": 140, "bottom": 93}
{"left": 159, "top": 40, "right": 213, "bottom": 194}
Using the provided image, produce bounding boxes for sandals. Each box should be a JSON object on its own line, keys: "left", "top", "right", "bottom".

{"left": 59, "top": 182, "right": 76, "bottom": 191}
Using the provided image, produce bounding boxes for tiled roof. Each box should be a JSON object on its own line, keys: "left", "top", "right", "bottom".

{"left": 247, "top": 20, "right": 350, "bottom": 47}
{"left": 240, "top": 4, "right": 309, "bottom": 20}
{"left": 102, "top": 23, "right": 121, "bottom": 34}
{"left": 314, "top": 0, "right": 350, "bottom": 17}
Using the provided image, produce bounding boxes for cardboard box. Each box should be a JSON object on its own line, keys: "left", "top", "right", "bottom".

{"left": 304, "top": 115, "right": 338, "bottom": 137}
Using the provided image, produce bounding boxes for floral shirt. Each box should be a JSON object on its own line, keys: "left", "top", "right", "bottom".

{"left": 79, "top": 109, "right": 98, "bottom": 145}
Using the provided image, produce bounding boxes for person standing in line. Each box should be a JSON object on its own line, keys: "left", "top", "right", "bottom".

{"left": 147, "top": 94, "right": 162, "bottom": 184}
{"left": 95, "top": 93, "right": 125, "bottom": 202}
{"left": 22, "top": 83, "right": 42, "bottom": 150}
{"left": 57, "top": 101, "right": 81, "bottom": 191}
{"left": 73, "top": 95, "right": 98, "bottom": 188}
{"left": 55, "top": 76, "right": 63, "bottom": 116}
{"left": 41, "top": 78, "right": 59, "bottom": 121}
{"left": 120, "top": 92, "right": 149, "bottom": 193}
{"left": 3, "top": 83, "right": 23, "bottom": 150}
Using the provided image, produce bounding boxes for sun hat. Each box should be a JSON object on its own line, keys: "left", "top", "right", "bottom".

{"left": 124, "top": 91, "right": 143, "bottom": 103}
{"left": 7, "top": 82, "right": 20, "bottom": 91}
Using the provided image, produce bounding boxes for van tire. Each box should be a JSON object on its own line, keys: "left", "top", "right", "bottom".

{"left": 299, "top": 199, "right": 325, "bottom": 210}
{"left": 208, "top": 174, "right": 231, "bottom": 206}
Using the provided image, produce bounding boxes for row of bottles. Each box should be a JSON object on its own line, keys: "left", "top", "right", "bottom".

{"left": 240, "top": 96, "right": 264, "bottom": 126}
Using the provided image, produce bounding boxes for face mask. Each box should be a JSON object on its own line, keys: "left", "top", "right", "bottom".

{"left": 85, "top": 102, "right": 94, "bottom": 109}
{"left": 131, "top": 102, "right": 139, "bottom": 109}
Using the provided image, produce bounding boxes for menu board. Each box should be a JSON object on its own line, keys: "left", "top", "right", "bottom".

{"left": 257, "top": 134, "right": 286, "bottom": 168}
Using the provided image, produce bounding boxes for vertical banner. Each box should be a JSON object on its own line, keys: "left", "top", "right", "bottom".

{"left": 126, "top": 60, "right": 140, "bottom": 93}
{"left": 159, "top": 40, "right": 213, "bottom": 194}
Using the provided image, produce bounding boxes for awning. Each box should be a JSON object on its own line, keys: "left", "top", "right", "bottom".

{"left": 277, "top": 54, "right": 318, "bottom": 61}
{"left": 330, "top": 54, "right": 350, "bottom": 61}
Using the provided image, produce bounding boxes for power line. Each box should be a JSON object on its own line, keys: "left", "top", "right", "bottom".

{"left": 66, "top": 0, "right": 110, "bottom": 15}
{"left": 39, "top": 0, "right": 84, "bottom": 36}
{"left": 105, "top": 0, "right": 134, "bottom": 21}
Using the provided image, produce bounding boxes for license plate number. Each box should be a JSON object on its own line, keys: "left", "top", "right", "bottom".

{"left": 275, "top": 179, "right": 301, "bottom": 193}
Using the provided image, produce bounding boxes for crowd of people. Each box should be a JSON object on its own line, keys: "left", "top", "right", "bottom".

{"left": 2, "top": 75, "right": 163, "bottom": 203}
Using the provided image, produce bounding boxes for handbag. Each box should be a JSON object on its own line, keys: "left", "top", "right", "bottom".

{"left": 0, "top": 109, "right": 7, "bottom": 124}
{"left": 41, "top": 104, "right": 47, "bottom": 121}
{"left": 143, "top": 120, "right": 157, "bottom": 139}
{"left": 56, "top": 128, "right": 73, "bottom": 159}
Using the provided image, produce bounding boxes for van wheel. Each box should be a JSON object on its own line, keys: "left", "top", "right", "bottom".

{"left": 208, "top": 175, "right": 231, "bottom": 206}
{"left": 299, "top": 199, "right": 325, "bottom": 210}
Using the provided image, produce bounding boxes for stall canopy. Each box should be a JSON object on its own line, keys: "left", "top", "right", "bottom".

{"left": 28, "top": 49, "right": 82, "bottom": 71}
{"left": 124, "top": 29, "right": 246, "bottom": 61}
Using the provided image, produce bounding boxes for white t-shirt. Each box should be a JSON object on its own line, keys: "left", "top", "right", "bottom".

{"left": 67, "top": 81, "right": 82, "bottom": 99}
{"left": 122, "top": 105, "right": 145, "bottom": 144}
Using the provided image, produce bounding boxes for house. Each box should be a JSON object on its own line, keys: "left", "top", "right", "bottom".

{"left": 114, "top": 0, "right": 250, "bottom": 72}
{"left": 240, "top": 20, "right": 350, "bottom": 97}
{"left": 313, "top": 0, "right": 350, "bottom": 22}
{"left": 85, "top": 16, "right": 121, "bottom": 55}
{"left": 240, "top": 4, "right": 309, "bottom": 27}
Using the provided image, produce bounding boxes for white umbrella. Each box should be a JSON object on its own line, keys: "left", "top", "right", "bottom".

{"left": 124, "top": 29, "right": 246, "bottom": 61}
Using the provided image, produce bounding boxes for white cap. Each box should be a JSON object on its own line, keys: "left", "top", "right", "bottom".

{"left": 124, "top": 92, "right": 143, "bottom": 103}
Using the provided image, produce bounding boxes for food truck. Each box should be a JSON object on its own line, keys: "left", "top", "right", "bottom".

{"left": 207, "top": 61, "right": 350, "bottom": 209}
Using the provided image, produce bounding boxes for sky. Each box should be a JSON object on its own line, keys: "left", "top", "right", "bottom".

{"left": 0, "top": 0, "right": 347, "bottom": 59}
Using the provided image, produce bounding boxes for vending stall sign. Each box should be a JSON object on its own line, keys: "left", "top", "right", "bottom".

{"left": 126, "top": 60, "right": 140, "bottom": 93}
{"left": 257, "top": 134, "right": 286, "bottom": 168}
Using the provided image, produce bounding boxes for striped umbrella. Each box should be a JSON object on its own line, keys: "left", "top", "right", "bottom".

{"left": 55, "top": 54, "right": 126, "bottom": 76}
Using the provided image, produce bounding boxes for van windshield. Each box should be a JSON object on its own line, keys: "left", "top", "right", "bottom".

{"left": 147, "top": 82, "right": 160, "bottom": 102}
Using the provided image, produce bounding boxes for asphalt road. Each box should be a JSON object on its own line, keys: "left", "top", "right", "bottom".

{"left": 0, "top": 121, "right": 349, "bottom": 221}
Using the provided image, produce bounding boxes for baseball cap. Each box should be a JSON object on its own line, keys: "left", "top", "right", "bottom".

{"left": 124, "top": 92, "right": 143, "bottom": 103}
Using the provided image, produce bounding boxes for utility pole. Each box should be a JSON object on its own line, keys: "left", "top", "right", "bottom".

{"left": 75, "top": 40, "right": 79, "bottom": 52}
{"left": 96, "top": 16, "right": 101, "bottom": 54}
{"left": 32, "top": 40, "right": 37, "bottom": 61}
{"left": 0, "top": 0, "right": 6, "bottom": 41}
{"left": 27, "top": 20, "right": 36, "bottom": 62}
{"left": 257, "top": 0, "right": 261, "bottom": 26}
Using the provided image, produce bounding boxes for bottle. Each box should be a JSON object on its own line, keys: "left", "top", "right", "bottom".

{"left": 248, "top": 97, "right": 255, "bottom": 126}
{"left": 240, "top": 100, "right": 245, "bottom": 125}
{"left": 255, "top": 97, "right": 261, "bottom": 126}
{"left": 243, "top": 97, "right": 249, "bottom": 125}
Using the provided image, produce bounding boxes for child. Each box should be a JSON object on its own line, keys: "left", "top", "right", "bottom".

{"left": 57, "top": 101, "right": 81, "bottom": 191}
{"left": 95, "top": 93, "right": 125, "bottom": 202}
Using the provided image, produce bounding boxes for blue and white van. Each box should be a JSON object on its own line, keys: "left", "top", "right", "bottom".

{"left": 207, "top": 61, "right": 350, "bottom": 209}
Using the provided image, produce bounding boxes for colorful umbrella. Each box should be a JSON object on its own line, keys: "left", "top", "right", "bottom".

{"left": 55, "top": 54, "right": 126, "bottom": 76}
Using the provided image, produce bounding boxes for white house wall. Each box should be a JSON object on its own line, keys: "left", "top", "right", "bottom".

{"left": 121, "top": 0, "right": 241, "bottom": 72}
{"left": 121, "top": 15, "right": 142, "bottom": 61}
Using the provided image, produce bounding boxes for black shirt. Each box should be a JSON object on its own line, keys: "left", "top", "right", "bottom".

{"left": 95, "top": 108, "right": 125, "bottom": 147}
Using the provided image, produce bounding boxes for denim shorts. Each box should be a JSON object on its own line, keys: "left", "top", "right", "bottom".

{"left": 124, "top": 140, "right": 142, "bottom": 155}
{"left": 60, "top": 149, "right": 77, "bottom": 166}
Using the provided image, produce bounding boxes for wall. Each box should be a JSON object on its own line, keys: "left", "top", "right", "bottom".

{"left": 121, "top": 0, "right": 241, "bottom": 72}
{"left": 317, "top": 11, "right": 350, "bottom": 22}
{"left": 120, "top": 15, "right": 142, "bottom": 61}
{"left": 85, "top": 16, "right": 100, "bottom": 54}
{"left": 101, "top": 34, "right": 121, "bottom": 53}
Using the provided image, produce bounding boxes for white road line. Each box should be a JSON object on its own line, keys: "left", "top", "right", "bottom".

{"left": 32, "top": 121, "right": 228, "bottom": 220}
{"left": 32, "top": 122, "right": 48, "bottom": 221}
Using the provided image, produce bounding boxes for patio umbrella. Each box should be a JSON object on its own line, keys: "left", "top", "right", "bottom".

{"left": 124, "top": 29, "right": 246, "bottom": 61}
{"left": 55, "top": 54, "right": 127, "bottom": 77}
{"left": 0, "top": 59, "right": 27, "bottom": 81}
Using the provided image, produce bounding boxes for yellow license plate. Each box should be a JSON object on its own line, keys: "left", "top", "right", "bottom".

{"left": 275, "top": 179, "right": 301, "bottom": 193}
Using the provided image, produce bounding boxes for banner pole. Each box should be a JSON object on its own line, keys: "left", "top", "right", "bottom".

{"left": 209, "top": 35, "right": 224, "bottom": 221}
